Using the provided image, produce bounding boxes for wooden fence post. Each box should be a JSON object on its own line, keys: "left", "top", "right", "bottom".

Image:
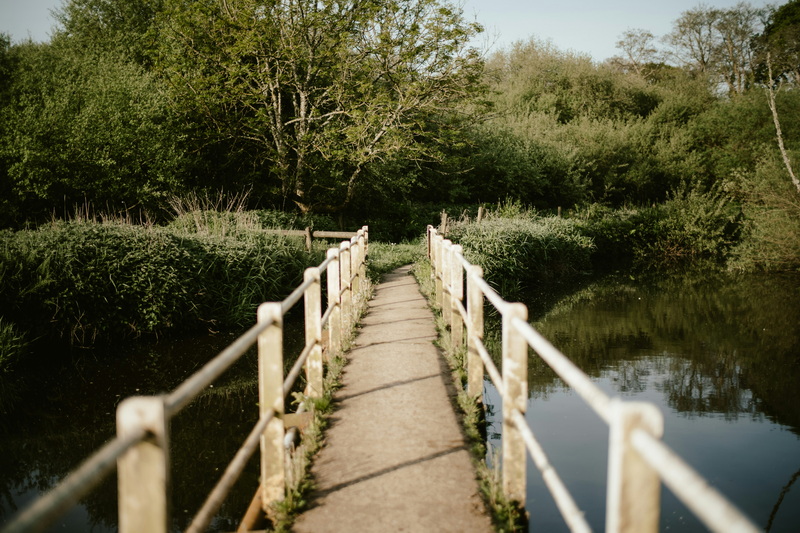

{"left": 450, "top": 244, "right": 464, "bottom": 349}
{"left": 502, "top": 303, "right": 529, "bottom": 505}
{"left": 304, "top": 267, "right": 323, "bottom": 398}
{"left": 434, "top": 234, "right": 444, "bottom": 311}
{"left": 467, "top": 265, "right": 484, "bottom": 398}
{"left": 257, "top": 302, "right": 285, "bottom": 509}
{"left": 326, "top": 248, "right": 341, "bottom": 359}
{"left": 351, "top": 238, "right": 361, "bottom": 298}
{"left": 117, "top": 396, "right": 169, "bottom": 533}
{"left": 441, "top": 240, "right": 452, "bottom": 327}
{"left": 606, "top": 400, "right": 664, "bottom": 533}
{"left": 358, "top": 229, "right": 367, "bottom": 283}
{"left": 340, "top": 242, "right": 352, "bottom": 339}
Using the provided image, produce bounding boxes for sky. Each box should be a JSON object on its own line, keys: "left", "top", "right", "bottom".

{"left": 0, "top": 0, "right": 778, "bottom": 62}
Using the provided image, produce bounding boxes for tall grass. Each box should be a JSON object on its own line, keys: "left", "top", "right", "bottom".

{"left": 446, "top": 206, "right": 594, "bottom": 297}
{"left": 0, "top": 217, "right": 319, "bottom": 347}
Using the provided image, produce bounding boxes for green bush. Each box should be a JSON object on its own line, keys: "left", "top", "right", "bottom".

{"left": 0, "top": 219, "right": 317, "bottom": 346}
{"left": 573, "top": 186, "right": 741, "bottom": 269}
{"left": 446, "top": 209, "right": 595, "bottom": 297}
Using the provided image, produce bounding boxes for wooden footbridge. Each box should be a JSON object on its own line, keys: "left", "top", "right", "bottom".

{"left": 3, "top": 226, "right": 761, "bottom": 533}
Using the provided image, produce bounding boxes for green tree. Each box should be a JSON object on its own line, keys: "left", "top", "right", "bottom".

{"left": 757, "top": 0, "right": 800, "bottom": 85}
{"left": 54, "top": 0, "right": 164, "bottom": 65}
{"left": 0, "top": 41, "right": 185, "bottom": 224}
{"left": 155, "top": 0, "right": 484, "bottom": 213}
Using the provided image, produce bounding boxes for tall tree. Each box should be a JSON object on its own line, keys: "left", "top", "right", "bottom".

{"left": 714, "top": 2, "right": 766, "bottom": 95}
{"left": 757, "top": 0, "right": 800, "bottom": 85}
{"left": 664, "top": 4, "right": 721, "bottom": 75}
{"left": 156, "top": 0, "right": 484, "bottom": 213}
{"left": 613, "top": 28, "right": 658, "bottom": 76}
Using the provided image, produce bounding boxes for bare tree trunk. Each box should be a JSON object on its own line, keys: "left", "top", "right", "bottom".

{"left": 766, "top": 53, "right": 800, "bottom": 194}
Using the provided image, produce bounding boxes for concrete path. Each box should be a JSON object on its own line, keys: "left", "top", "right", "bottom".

{"left": 292, "top": 265, "right": 492, "bottom": 533}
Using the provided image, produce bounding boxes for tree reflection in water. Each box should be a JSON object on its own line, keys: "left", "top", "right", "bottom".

{"left": 483, "top": 270, "right": 800, "bottom": 533}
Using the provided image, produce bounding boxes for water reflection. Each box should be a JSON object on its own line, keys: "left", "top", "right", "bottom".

{"left": 484, "top": 271, "right": 800, "bottom": 532}
{"left": 0, "top": 316, "right": 307, "bottom": 532}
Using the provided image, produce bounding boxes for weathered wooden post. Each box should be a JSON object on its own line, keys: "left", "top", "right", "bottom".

{"left": 351, "top": 238, "right": 361, "bottom": 298}
{"left": 340, "top": 242, "right": 352, "bottom": 339}
{"left": 502, "top": 303, "right": 529, "bottom": 505}
{"left": 434, "top": 234, "right": 444, "bottom": 311}
{"left": 606, "top": 400, "right": 664, "bottom": 533}
{"left": 358, "top": 228, "right": 367, "bottom": 283}
{"left": 117, "top": 396, "right": 170, "bottom": 533}
{"left": 326, "top": 248, "right": 341, "bottom": 359}
{"left": 257, "top": 303, "right": 285, "bottom": 509}
{"left": 441, "top": 240, "right": 453, "bottom": 327}
{"left": 304, "top": 267, "right": 323, "bottom": 398}
{"left": 467, "top": 265, "right": 484, "bottom": 398}
{"left": 450, "top": 244, "right": 464, "bottom": 349}
{"left": 304, "top": 227, "right": 313, "bottom": 252}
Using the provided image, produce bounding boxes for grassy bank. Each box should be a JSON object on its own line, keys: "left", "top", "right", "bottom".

{"left": 445, "top": 205, "right": 594, "bottom": 298}
{"left": 0, "top": 212, "right": 328, "bottom": 413}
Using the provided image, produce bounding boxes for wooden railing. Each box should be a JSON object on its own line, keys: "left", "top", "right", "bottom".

{"left": 427, "top": 225, "right": 760, "bottom": 533}
{"left": 2, "top": 227, "right": 369, "bottom": 533}
{"left": 263, "top": 228, "right": 364, "bottom": 251}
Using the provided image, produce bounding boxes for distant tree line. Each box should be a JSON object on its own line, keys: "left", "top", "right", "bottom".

{"left": 0, "top": 0, "right": 798, "bottom": 264}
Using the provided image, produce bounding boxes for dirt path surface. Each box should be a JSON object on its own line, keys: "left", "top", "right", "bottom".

{"left": 292, "top": 265, "right": 492, "bottom": 533}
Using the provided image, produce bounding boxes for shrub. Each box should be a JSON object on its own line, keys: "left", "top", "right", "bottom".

{"left": 0, "top": 219, "right": 317, "bottom": 346}
{"left": 446, "top": 209, "right": 594, "bottom": 297}
{"left": 573, "top": 186, "right": 741, "bottom": 269}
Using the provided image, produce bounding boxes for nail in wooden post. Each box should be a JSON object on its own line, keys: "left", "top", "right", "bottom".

{"left": 502, "top": 303, "right": 528, "bottom": 505}
{"left": 304, "top": 267, "right": 323, "bottom": 398}
{"left": 117, "top": 396, "right": 169, "bottom": 533}
{"left": 257, "top": 303, "right": 285, "bottom": 509}
{"left": 451, "top": 244, "right": 464, "bottom": 349}
{"left": 340, "top": 242, "right": 352, "bottom": 338}
{"left": 467, "top": 265, "right": 484, "bottom": 398}
{"left": 326, "top": 248, "right": 341, "bottom": 359}
{"left": 606, "top": 400, "right": 663, "bottom": 533}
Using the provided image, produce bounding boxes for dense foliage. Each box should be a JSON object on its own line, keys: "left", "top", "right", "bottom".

{"left": 2, "top": 1, "right": 800, "bottom": 407}
{"left": 1, "top": 1, "right": 798, "bottom": 252}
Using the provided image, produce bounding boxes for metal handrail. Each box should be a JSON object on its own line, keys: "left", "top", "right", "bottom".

{"left": 427, "top": 225, "right": 759, "bottom": 533}
{"left": 3, "top": 226, "right": 370, "bottom": 533}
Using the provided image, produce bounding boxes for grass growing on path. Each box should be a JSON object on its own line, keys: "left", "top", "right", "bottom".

{"left": 412, "top": 259, "right": 526, "bottom": 532}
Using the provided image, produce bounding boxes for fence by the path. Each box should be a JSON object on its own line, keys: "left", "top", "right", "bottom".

{"left": 427, "top": 225, "right": 760, "bottom": 533}
{"left": 3, "top": 227, "right": 369, "bottom": 533}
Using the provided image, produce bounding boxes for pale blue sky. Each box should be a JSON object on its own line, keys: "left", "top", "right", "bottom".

{"left": 1, "top": 0, "right": 778, "bottom": 61}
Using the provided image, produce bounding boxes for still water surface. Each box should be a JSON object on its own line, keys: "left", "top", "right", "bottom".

{"left": 0, "top": 318, "right": 306, "bottom": 532}
{"left": 2, "top": 272, "right": 798, "bottom": 531}
{"left": 484, "top": 271, "right": 800, "bottom": 532}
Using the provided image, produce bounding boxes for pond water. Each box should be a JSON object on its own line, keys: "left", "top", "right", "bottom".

{"left": 3, "top": 271, "right": 799, "bottom": 532}
{"left": 484, "top": 270, "right": 800, "bottom": 532}
{"left": 0, "top": 317, "right": 306, "bottom": 532}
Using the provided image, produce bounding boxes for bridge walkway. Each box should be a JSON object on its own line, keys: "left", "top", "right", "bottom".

{"left": 292, "top": 265, "right": 492, "bottom": 532}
